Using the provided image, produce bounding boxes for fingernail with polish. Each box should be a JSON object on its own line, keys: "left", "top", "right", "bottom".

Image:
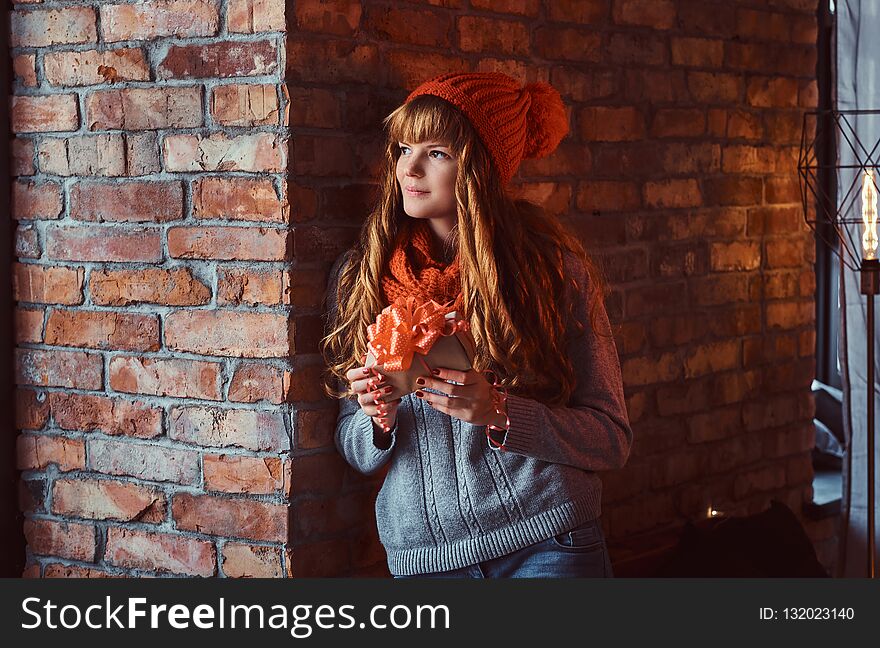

{"left": 416, "top": 377, "right": 426, "bottom": 386}
{"left": 383, "top": 385, "right": 393, "bottom": 393}
{"left": 432, "top": 369, "right": 440, "bottom": 375}
{"left": 415, "top": 390, "right": 424, "bottom": 398}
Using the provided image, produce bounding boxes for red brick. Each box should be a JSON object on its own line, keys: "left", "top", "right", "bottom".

{"left": 613, "top": 0, "right": 675, "bottom": 29}
{"left": 551, "top": 67, "right": 615, "bottom": 102}
{"left": 510, "top": 181, "right": 572, "bottom": 216}
{"left": 165, "top": 310, "right": 289, "bottom": 357}
{"left": 289, "top": 453, "right": 345, "bottom": 496}
{"left": 767, "top": 301, "right": 814, "bottom": 330}
{"left": 16, "top": 390, "right": 49, "bottom": 431}
{"left": 292, "top": 134, "right": 357, "bottom": 176}
{"left": 736, "top": 7, "right": 791, "bottom": 42}
{"left": 728, "top": 109, "right": 764, "bottom": 140}
{"left": 470, "top": 0, "right": 539, "bottom": 16}
{"left": 91, "top": 267, "right": 210, "bottom": 306}
{"left": 167, "top": 226, "right": 287, "bottom": 260}
{"left": 383, "top": 50, "right": 468, "bottom": 89}
{"left": 162, "top": 133, "right": 286, "bottom": 172}
{"left": 709, "top": 241, "right": 761, "bottom": 271}
{"left": 286, "top": 40, "right": 381, "bottom": 85}
{"left": 12, "top": 137, "right": 36, "bottom": 176}
{"left": 687, "top": 71, "right": 743, "bottom": 103}
{"left": 766, "top": 238, "right": 807, "bottom": 268}
{"left": 86, "top": 86, "right": 202, "bottom": 130}
{"left": 289, "top": 538, "right": 351, "bottom": 577}
{"left": 16, "top": 434, "right": 86, "bottom": 472}
{"left": 11, "top": 95, "right": 79, "bottom": 133}
{"left": 625, "top": 282, "right": 689, "bottom": 317}
{"left": 11, "top": 8, "right": 97, "bottom": 48}
{"left": 13, "top": 263, "right": 83, "bottom": 305}
{"left": 691, "top": 274, "right": 750, "bottom": 306}
{"left": 193, "top": 177, "right": 287, "bottom": 222}
{"left": 546, "top": 0, "right": 605, "bottom": 22}
{"left": 16, "top": 348, "right": 102, "bottom": 389}
{"left": 43, "top": 564, "right": 118, "bottom": 578}
{"left": 210, "top": 84, "right": 280, "bottom": 126}
{"left": 292, "top": 0, "right": 361, "bottom": 35}
{"left": 532, "top": 26, "right": 601, "bottom": 62}
{"left": 24, "top": 518, "right": 95, "bottom": 561}
{"left": 38, "top": 134, "right": 127, "bottom": 176}
{"left": 50, "top": 392, "right": 162, "bottom": 438}
{"left": 70, "top": 181, "right": 184, "bottom": 223}
{"left": 13, "top": 54, "right": 37, "bottom": 87}
{"left": 46, "top": 225, "right": 162, "bottom": 262}
{"left": 169, "top": 405, "right": 289, "bottom": 451}
{"left": 671, "top": 36, "right": 723, "bottom": 67}
{"left": 367, "top": 5, "right": 451, "bottom": 47}
{"left": 683, "top": 340, "right": 740, "bottom": 379}
{"left": 126, "top": 133, "right": 161, "bottom": 175}
{"left": 702, "top": 177, "right": 763, "bottom": 206}
{"left": 203, "top": 454, "right": 287, "bottom": 494}
{"left": 173, "top": 492, "right": 287, "bottom": 541}
{"left": 45, "top": 309, "right": 160, "bottom": 352}
{"left": 734, "top": 465, "right": 786, "bottom": 499}
{"left": 16, "top": 224, "right": 42, "bottom": 258}
{"left": 606, "top": 32, "right": 667, "bottom": 66}
{"left": 722, "top": 145, "right": 778, "bottom": 174}
{"left": 228, "top": 363, "right": 290, "bottom": 404}
{"left": 651, "top": 109, "right": 706, "bottom": 138}
{"left": 295, "top": 408, "right": 335, "bottom": 449}
{"left": 647, "top": 313, "right": 709, "bottom": 348}
{"left": 228, "top": 0, "right": 286, "bottom": 33}
{"left": 52, "top": 477, "right": 166, "bottom": 522}
{"left": 15, "top": 307, "right": 44, "bottom": 344}
{"left": 292, "top": 225, "right": 355, "bottom": 262}
{"left": 643, "top": 179, "right": 702, "bottom": 209}
{"left": 580, "top": 106, "right": 643, "bottom": 142}
{"left": 621, "top": 351, "right": 682, "bottom": 386}
{"left": 286, "top": 87, "right": 340, "bottom": 128}
{"left": 106, "top": 527, "right": 216, "bottom": 576}
{"left": 44, "top": 49, "right": 150, "bottom": 86}
{"left": 100, "top": 1, "right": 219, "bottom": 42}
{"left": 88, "top": 437, "right": 200, "bottom": 484}
{"left": 217, "top": 268, "right": 285, "bottom": 305}
{"left": 289, "top": 268, "right": 327, "bottom": 308}
{"left": 12, "top": 180, "right": 63, "bottom": 220}
{"left": 158, "top": 40, "right": 277, "bottom": 79}
{"left": 221, "top": 543, "right": 283, "bottom": 578}
{"left": 109, "top": 356, "right": 222, "bottom": 400}
{"left": 747, "top": 77, "right": 798, "bottom": 108}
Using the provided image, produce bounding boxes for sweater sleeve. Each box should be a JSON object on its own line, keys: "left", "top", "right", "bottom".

{"left": 325, "top": 251, "right": 399, "bottom": 476}
{"left": 498, "top": 252, "right": 633, "bottom": 472}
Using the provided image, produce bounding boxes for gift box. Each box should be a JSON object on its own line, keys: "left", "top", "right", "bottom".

{"left": 364, "top": 295, "right": 476, "bottom": 401}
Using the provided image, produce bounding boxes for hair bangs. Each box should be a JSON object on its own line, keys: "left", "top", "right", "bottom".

{"left": 383, "top": 95, "right": 471, "bottom": 154}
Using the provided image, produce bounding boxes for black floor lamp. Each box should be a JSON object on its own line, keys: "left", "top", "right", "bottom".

{"left": 799, "top": 108, "right": 879, "bottom": 578}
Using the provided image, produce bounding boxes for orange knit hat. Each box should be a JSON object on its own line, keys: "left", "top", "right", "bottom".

{"left": 405, "top": 71, "right": 570, "bottom": 185}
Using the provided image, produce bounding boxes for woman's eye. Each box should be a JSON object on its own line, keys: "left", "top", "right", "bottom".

{"left": 430, "top": 150, "right": 449, "bottom": 160}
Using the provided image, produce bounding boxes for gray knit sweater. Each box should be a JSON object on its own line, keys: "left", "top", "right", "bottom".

{"left": 326, "top": 249, "right": 633, "bottom": 576}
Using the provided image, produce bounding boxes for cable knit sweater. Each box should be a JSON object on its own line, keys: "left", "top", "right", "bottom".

{"left": 325, "top": 248, "right": 633, "bottom": 576}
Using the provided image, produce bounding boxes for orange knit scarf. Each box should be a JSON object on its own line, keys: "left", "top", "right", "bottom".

{"left": 381, "top": 218, "right": 464, "bottom": 314}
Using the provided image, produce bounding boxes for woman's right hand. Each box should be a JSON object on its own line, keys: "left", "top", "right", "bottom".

{"left": 345, "top": 356, "right": 401, "bottom": 434}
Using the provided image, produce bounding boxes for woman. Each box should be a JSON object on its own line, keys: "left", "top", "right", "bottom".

{"left": 320, "top": 72, "right": 633, "bottom": 578}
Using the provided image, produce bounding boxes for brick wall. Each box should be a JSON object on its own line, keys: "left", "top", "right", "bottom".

{"left": 12, "top": 0, "right": 832, "bottom": 578}
{"left": 12, "top": 0, "right": 292, "bottom": 577}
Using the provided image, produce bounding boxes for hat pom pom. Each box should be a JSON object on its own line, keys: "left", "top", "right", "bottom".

{"left": 522, "top": 82, "right": 569, "bottom": 159}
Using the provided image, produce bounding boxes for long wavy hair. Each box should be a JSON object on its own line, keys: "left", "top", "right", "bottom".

{"left": 320, "top": 94, "right": 610, "bottom": 407}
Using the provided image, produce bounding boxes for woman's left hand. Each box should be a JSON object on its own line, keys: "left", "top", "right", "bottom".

{"left": 413, "top": 367, "right": 507, "bottom": 428}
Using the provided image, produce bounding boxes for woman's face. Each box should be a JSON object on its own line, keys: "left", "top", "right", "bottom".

{"left": 395, "top": 140, "right": 458, "bottom": 230}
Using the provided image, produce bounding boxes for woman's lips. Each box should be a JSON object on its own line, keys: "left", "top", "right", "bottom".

{"left": 405, "top": 188, "right": 429, "bottom": 196}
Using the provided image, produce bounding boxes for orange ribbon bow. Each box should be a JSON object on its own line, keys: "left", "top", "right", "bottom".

{"left": 367, "top": 295, "right": 470, "bottom": 372}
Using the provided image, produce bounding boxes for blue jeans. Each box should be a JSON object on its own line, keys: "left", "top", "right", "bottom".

{"left": 393, "top": 518, "right": 614, "bottom": 578}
